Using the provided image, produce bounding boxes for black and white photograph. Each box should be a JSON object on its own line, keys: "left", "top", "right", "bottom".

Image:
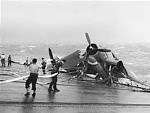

{"left": 1, "top": 0, "right": 150, "bottom": 113}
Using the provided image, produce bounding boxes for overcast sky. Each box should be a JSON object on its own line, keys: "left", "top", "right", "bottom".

{"left": 1, "top": 0, "right": 150, "bottom": 44}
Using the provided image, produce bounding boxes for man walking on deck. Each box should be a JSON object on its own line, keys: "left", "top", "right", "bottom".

{"left": 25, "top": 58, "right": 40, "bottom": 97}
{"left": 8, "top": 55, "right": 12, "bottom": 67}
{"left": 48, "top": 59, "right": 66, "bottom": 92}
{"left": 1, "top": 54, "right": 5, "bottom": 67}
{"left": 41, "top": 57, "right": 46, "bottom": 74}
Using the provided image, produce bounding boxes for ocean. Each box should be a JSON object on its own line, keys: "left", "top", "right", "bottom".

{"left": 1, "top": 43, "right": 150, "bottom": 76}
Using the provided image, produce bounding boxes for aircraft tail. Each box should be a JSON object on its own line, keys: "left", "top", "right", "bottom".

{"left": 62, "top": 50, "right": 80, "bottom": 69}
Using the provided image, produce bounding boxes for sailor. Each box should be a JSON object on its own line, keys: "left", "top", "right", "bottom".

{"left": 48, "top": 59, "right": 66, "bottom": 92}
{"left": 24, "top": 57, "right": 29, "bottom": 66}
{"left": 41, "top": 57, "right": 46, "bottom": 74}
{"left": 7, "top": 55, "right": 12, "bottom": 67}
{"left": 1, "top": 54, "right": 5, "bottom": 67}
{"left": 25, "top": 58, "right": 40, "bottom": 97}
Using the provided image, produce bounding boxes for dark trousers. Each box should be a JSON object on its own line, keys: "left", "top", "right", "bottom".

{"left": 42, "top": 67, "right": 46, "bottom": 74}
{"left": 1, "top": 59, "right": 5, "bottom": 67}
{"left": 49, "top": 75, "right": 58, "bottom": 90}
{"left": 8, "top": 61, "right": 11, "bottom": 66}
{"left": 25, "top": 73, "right": 38, "bottom": 91}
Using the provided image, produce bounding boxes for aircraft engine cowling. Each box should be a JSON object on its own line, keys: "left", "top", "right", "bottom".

{"left": 87, "top": 55, "right": 109, "bottom": 79}
{"left": 105, "top": 59, "right": 122, "bottom": 66}
{"left": 86, "top": 43, "right": 98, "bottom": 55}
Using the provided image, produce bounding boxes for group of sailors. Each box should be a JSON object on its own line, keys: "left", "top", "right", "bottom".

{"left": 0, "top": 54, "right": 12, "bottom": 67}
{"left": 0, "top": 53, "right": 66, "bottom": 97}
{"left": 24, "top": 57, "right": 66, "bottom": 97}
{"left": 23, "top": 56, "right": 47, "bottom": 75}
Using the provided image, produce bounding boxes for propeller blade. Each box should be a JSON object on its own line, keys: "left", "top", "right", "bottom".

{"left": 97, "top": 48, "right": 111, "bottom": 52}
{"left": 49, "top": 48, "right": 54, "bottom": 59}
{"left": 85, "top": 33, "right": 91, "bottom": 45}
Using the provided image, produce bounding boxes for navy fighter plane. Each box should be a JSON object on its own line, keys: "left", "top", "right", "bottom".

{"left": 57, "top": 33, "right": 150, "bottom": 91}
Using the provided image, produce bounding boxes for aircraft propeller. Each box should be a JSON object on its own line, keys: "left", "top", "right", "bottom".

{"left": 85, "top": 32, "right": 91, "bottom": 45}
{"left": 85, "top": 33, "right": 111, "bottom": 55}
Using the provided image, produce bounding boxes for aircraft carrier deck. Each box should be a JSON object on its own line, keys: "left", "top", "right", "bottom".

{"left": 0, "top": 69, "right": 150, "bottom": 113}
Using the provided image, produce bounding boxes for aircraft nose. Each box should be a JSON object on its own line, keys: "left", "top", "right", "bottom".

{"left": 86, "top": 43, "right": 98, "bottom": 55}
